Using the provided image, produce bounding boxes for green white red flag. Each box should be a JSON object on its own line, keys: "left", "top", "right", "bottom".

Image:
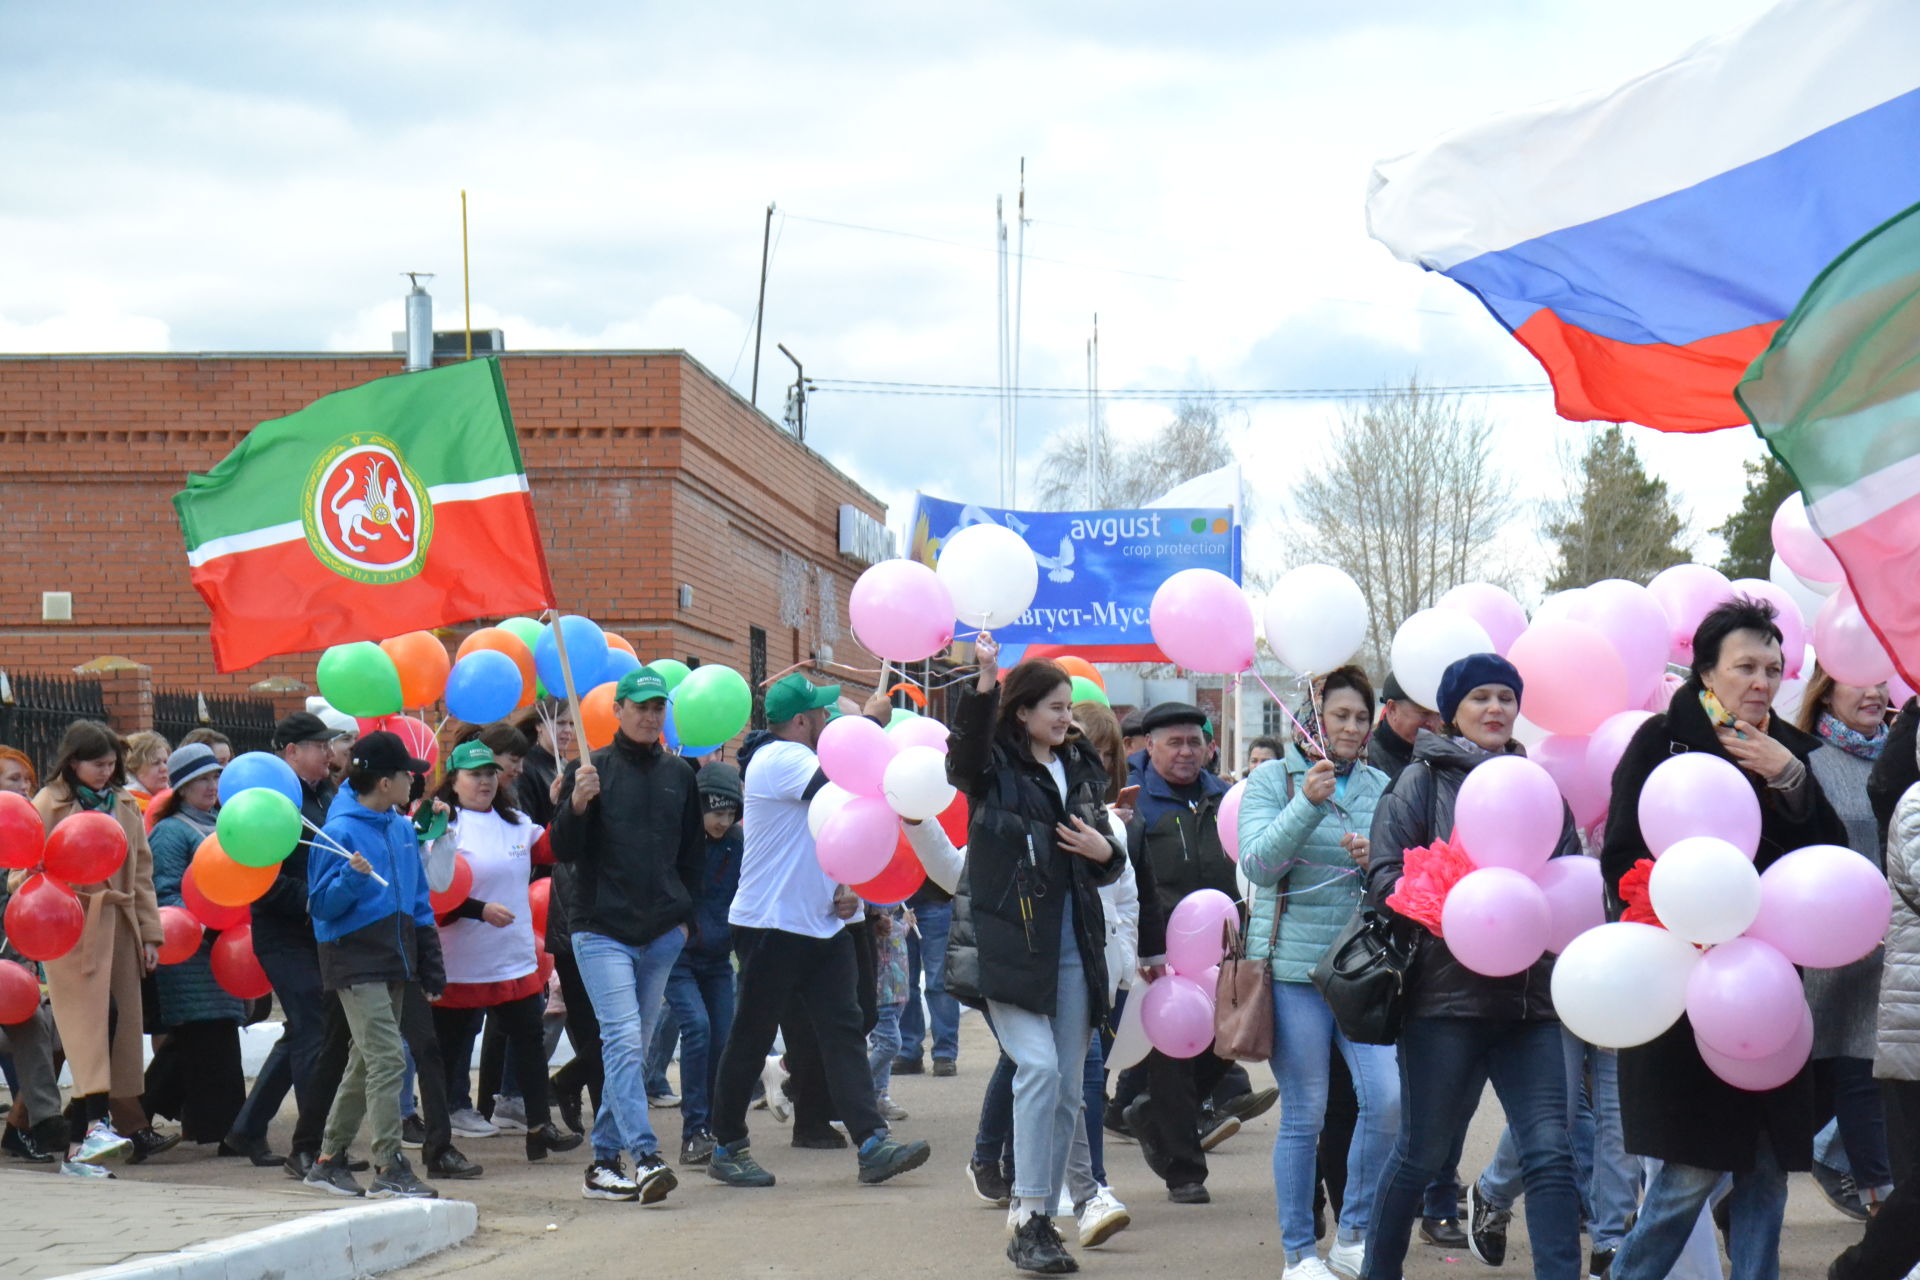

{"left": 1736, "top": 200, "right": 1920, "bottom": 688}
{"left": 174, "top": 358, "right": 555, "bottom": 672}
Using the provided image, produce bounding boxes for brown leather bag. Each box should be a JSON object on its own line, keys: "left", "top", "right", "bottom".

{"left": 1213, "top": 890, "right": 1284, "bottom": 1062}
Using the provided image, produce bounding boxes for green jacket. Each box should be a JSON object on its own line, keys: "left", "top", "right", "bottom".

{"left": 1237, "top": 747, "right": 1387, "bottom": 982}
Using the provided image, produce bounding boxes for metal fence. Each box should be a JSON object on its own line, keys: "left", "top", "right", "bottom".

{"left": 0, "top": 670, "right": 109, "bottom": 785}
{"left": 153, "top": 689, "right": 280, "bottom": 758}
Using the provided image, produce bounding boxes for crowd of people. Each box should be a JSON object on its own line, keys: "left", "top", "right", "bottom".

{"left": 2, "top": 596, "right": 1917, "bottom": 1279}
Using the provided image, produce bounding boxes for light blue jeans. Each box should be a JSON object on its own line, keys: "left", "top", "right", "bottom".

{"left": 1613, "top": 1146, "right": 1783, "bottom": 1280}
{"left": 869, "top": 1000, "right": 906, "bottom": 1098}
{"left": 1269, "top": 978, "right": 1401, "bottom": 1259}
{"left": 573, "top": 928, "right": 686, "bottom": 1163}
{"left": 984, "top": 908, "right": 1092, "bottom": 1204}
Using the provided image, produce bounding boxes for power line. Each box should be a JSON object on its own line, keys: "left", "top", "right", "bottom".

{"left": 809, "top": 378, "right": 1552, "bottom": 401}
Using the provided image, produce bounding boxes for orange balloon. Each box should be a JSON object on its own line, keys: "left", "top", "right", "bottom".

{"left": 579, "top": 682, "right": 619, "bottom": 750}
{"left": 456, "top": 627, "right": 538, "bottom": 708}
{"left": 191, "top": 833, "right": 279, "bottom": 907}
{"left": 605, "top": 632, "right": 637, "bottom": 660}
{"left": 381, "top": 631, "right": 452, "bottom": 709}
{"left": 1054, "top": 656, "right": 1105, "bottom": 690}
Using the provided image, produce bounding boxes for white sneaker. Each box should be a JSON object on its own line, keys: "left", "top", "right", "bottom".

{"left": 878, "top": 1095, "right": 910, "bottom": 1122}
{"left": 448, "top": 1107, "right": 498, "bottom": 1138}
{"left": 1285, "top": 1257, "right": 1340, "bottom": 1280}
{"left": 490, "top": 1094, "right": 529, "bottom": 1135}
{"left": 1077, "top": 1186, "right": 1131, "bottom": 1248}
{"left": 1327, "top": 1237, "right": 1366, "bottom": 1279}
{"left": 760, "top": 1056, "right": 792, "bottom": 1123}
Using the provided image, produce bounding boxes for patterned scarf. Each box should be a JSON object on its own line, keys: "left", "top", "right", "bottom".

{"left": 1817, "top": 711, "right": 1887, "bottom": 761}
{"left": 1294, "top": 696, "right": 1367, "bottom": 777}
{"left": 73, "top": 782, "right": 117, "bottom": 814}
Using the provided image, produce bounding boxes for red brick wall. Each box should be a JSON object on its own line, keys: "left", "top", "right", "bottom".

{"left": 0, "top": 352, "right": 884, "bottom": 710}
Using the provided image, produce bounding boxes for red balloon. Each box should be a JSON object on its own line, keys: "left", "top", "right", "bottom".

{"left": 3, "top": 874, "right": 85, "bottom": 961}
{"left": 43, "top": 811, "right": 128, "bottom": 885}
{"left": 936, "top": 791, "right": 970, "bottom": 849}
{"left": 430, "top": 854, "right": 474, "bottom": 916}
{"left": 180, "top": 866, "right": 250, "bottom": 931}
{"left": 0, "top": 792, "right": 46, "bottom": 870}
{"left": 535, "top": 945, "right": 556, "bottom": 987}
{"left": 0, "top": 959, "right": 41, "bottom": 1024}
{"left": 143, "top": 789, "right": 173, "bottom": 834}
{"left": 156, "top": 905, "right": 205, "bottom": 965}
{"left": 528, "top": 877, "right": 552, "bottom": 938}
{"left": 852, "top": 830, "right": 929, "bottom": 907}
{"left": 355, "top": 714, "right": 440, "bottom": 769}
{"left": 210, "top": 923, "right": 272, "bottom": 999}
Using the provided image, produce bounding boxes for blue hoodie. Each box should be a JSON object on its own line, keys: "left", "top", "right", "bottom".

{"left": 309, "top": 786, "right": 440, "bottom": 992}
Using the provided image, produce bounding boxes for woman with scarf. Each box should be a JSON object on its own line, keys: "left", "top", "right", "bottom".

{"left": 1797, "top": 666, "right": 1896, "bottom": 1216}
{"left": 1239, "top": 665, "right": 1398, "bottom": 1280}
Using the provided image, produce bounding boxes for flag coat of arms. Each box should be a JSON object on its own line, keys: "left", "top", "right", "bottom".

{"left": 174, "top": 358, "right": 556, "bottom": 671}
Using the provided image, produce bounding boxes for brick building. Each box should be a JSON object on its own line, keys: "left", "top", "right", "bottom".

{"left": 0, "top": 350, "right": 889, "bottom": 737}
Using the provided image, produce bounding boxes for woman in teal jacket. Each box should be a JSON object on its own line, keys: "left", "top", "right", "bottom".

{"left": 1239, "top": 665, "right": 1401, "bottom": 1280}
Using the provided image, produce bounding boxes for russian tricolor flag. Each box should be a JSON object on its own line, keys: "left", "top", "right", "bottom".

{"left": 1366, "top": 0, "right": 1920, "bottom": 434}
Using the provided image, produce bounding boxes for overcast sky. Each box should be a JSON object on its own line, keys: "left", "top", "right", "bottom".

{"left": 2, "top": 1, "right": 1778, "bottom": 598}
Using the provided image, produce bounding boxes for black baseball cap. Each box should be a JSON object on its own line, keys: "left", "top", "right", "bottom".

{"left": 350, "top": 730, "right": 431, "bottom": 776}
{"left": 274, "top": 711, "right": 334, "bottom": 749}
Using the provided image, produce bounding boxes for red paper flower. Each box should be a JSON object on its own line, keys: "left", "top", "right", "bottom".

{"left": 1386, "top": 836, "right": 1476, "bottom": 938}
{"left": 1618, "top": 857, "right": 1663, "bottom": 929}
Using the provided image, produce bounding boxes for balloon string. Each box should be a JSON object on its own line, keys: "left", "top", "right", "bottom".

{"left": 298, "top": 815, "right": 389, "bottom": 887}
{"left": 1250, "top": 670, "right": 1328, "bottom": 759}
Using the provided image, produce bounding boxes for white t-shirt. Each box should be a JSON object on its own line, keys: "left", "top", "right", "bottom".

{"left": 730, "top": 738, "right": 844, "bottom": 939}
{"left": 1045, "top": 755, "right": 1068, "bottom": 804}
{"left": 438, "top": 808, "right": 541, "bottom": 985}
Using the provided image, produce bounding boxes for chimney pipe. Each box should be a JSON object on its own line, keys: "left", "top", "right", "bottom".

{"left": 403, "top": 272, "right": 434, "bottom": 372}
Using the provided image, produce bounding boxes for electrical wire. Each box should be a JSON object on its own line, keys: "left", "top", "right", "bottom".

{"left": 809, "top": 378, "right": 1551, "bottom": 401}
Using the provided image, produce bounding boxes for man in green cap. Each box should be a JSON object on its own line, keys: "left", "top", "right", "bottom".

{"left": 552, "top": 666, "right": 705, "bottom": 1205}
{"left": 707, "top": 672, "right": 932, "bottom": 1190}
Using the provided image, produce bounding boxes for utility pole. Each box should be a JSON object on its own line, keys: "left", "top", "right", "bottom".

{"left": 777, "top": 343, "right": 809, "bottom": 442}
{"left": 751, "top": 202, "right": 775, "bottom": 408}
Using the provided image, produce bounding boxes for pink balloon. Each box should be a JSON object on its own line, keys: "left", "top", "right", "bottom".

{"left": 1508, "top": 620, "right": 1630, "bottom": 736}
{"left": 889, "top": 716, "right": 951, "bottom": 754}
{"left": 1814, "top": 587, "right": 1896, "bottom": 687}
{"left": 1532, "top": 735, "right": 1604, "bottom": 830}
{"left": 1454, "top": 755, "right": 1565, "bottom": 875}
{"left": 1436, "top": 582, "right": 1528, "bottom": 657}
{"left": 1696, "top": 1001, "right": 1813, "bottom": 1093}
{"left": 1218, "top": 779, "right": 1248, "bottom": 863}
{"left": 1747, "top": 844, "right": 1893, "bottom": 968}
{"left": 815, "top": 796, "right": 900, "bottom": 883}
{"left": 1891, "top": 670, "right": 1916, "bottom": 710}
{"left": 1637, "top": 752, "right": 1760, "bottom": 859}
{"left": 1440, "top": 867, "right": 1552, "bottom": 977}
{"left": 1571, "top": 580, "right": 1672, "bottom": 708}
{"left": 1685, "top": 937, "right": 1804, "bottom": 1061}
{"left": 1586, "top": 711, "right": 1653, "bottom": 798}
{"left": 1771, "top": 492, "right": 1844, "bottom": 585}
{"left": 1645, "top": 672, "right": 1684, "bottom": 714}
{"left": 1536, "top": 855, "right": 1606, "bottom": 953}
{"left": 1169, "top": 887, "right": 1238, "bottom": 938}
{"left": 1647, "top": 564, "right": 1735, "bottom": 666}
{"left": 1165, "top": 888, "right": 1238, "bottom": 976}
{"left": 1139, "top": 974, "right": 1216, "bottom": 1058}
{"left": 1730, "top": 579, "right": 1808, "bottom": 679}
{"left": 1149, "top": 569, "right": 1254, "bottom": 674}
{"left": 816, "top": 715, "right": 897, "bottom": 798}
{"left": 850, "top": 560, "right": 956, "bottom": 663}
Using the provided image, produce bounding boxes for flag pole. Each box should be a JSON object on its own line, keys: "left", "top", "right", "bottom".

{"left": 545, "top": 610, "right": 593, "bottom": 768}
{"left": 461, "top": 190, "right": 473, "bottom": 361}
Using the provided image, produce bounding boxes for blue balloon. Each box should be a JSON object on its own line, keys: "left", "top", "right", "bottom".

{"left": 218, "top": 751, "right": 303, "bottom": 808}
{"left": 599, "top": 647, "right": 641, "bottom": 687}
{"left": 663, "top": 688, "right": 682, "bottom": 753}
{"left": 446, "top": 649, "right": 523, "bottom": 724}
{"left": 533, "top": 615, "right": 608, "bottom": 697}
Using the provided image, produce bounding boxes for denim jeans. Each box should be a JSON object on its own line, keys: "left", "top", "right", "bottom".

{"left": 898, "top": 901, "right": 960, "bottom": 1063}
{"left": 1817, "top": 1056, "right": 1894, "bottom": 1195}
{"left": 976, "top": 1044, "right": 1016, "bottom": 1172}
{"left": 1364, "top": 1017, "right": 1581, "bottom": 1280}
{"left": 230, "top": 945, "right": 327, "bottom": 1141}
{"left": 1479, "top": 1027, "right": 1599, "bottom": 1222}
{"left": 663, "top": 952, "right": 734, "bottom": 1138}
{"left": 869, "top": 1000, "right": 906, "bottom": 1097}
{"left": 1080, "top": 1030, "right": 1107, "bottom": 1186}
{"left": 1613, "top": 1145, "right": 1785, "bottom": 1280}
{"left": 1270, "top": 979, "right": 1401, "bottom": 1259}
{"left": 643, "top": 997, "right": 680, "bottom": 1100}
{"left": 985, "top": 911, "right": 1092, "bottom": 1203}
{"left": 573, "top": 928, "right": 686, "bottom": 1162}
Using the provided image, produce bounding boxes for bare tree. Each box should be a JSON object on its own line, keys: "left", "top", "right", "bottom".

{"left": 1034, "top": 396, "right": 1242, "bottom": 513}
{"left": 1290, "top": 380, "right": 1513, "bottom": 667}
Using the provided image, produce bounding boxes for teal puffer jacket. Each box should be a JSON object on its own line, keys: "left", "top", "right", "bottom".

{"left": 1237, "top": 747, "right": 1388, "bottom": 982}
{"left": 149, "top": 809, "right": 246, "bottom": 1027}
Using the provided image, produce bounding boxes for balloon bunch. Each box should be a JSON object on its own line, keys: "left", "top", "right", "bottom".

{"left": 808, "top": 710, "right": 956, "bottom": 893}
{"left": 1134, "top": 889, "right": 1239, "bottom": 1059}
{"left": 1, "top": 794, "right": 129, "bottom": 963}
{"left": 852, "top": 522, "right": 1042, "bottom": 665}
{"left": 1550, "top": 752, "right": 1889, "bottom": 1090}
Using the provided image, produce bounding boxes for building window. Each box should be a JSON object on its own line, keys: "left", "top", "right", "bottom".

{"left": 1261, "top": 698, "right": 1287, "bottom": 739}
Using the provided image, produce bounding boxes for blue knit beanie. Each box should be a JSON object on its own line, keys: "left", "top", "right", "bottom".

{"left": 1436, "top": 653, "right": 1524, "bottom": 726}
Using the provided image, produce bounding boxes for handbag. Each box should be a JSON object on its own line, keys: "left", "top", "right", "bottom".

{"left": 1213, "top": 892, "right": 1283, "bottom": 1062}
{"left": 1311, "top": 905, "right": 1421, "bottom": 1046}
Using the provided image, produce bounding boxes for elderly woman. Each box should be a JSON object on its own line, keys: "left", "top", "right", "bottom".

{"left": 1600, "top": 598, "right": 1845, "bottom": 1280}
{"left": 1362, "top": 653, "right": 1583, "bottom": 1280}
{"left": 1240, "top": 665, "right": 1399, "bottom": 1280}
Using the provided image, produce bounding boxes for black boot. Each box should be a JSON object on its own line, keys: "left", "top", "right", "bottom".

{"left": 527, "top": 1123, "right": 584, "bottom": 1161}
{"left": 1006, "top": 1213, "right": 1077, "bottom": 1275}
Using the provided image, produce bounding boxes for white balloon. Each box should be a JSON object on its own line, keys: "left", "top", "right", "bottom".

{"left": 881, "top": 746, "right": 956, "bottom": 821}
{"left": 936, "top": 523, "right": 1039, "bottom": 630}
{"left": 807, "top": 781, "right": 855, "bottom": 839}
{"left": 1389, "top": 608, "right": 1494, "bottom": 710}
{"left": 1532, "top": 589, "right": 1588, "bottom": 628}
{"left": 1648, "top": 836, "right": 1763, "bottom": 945}
{"left": 1107, "top": 975, "right": 1155, "bottom": 1072}
{"left": 1769, "top": 553, "right": 1831, "bottom": 625}
{"left": 1550, "top": 921, "right": 1700, "bottom": 1048}
{"left": 1264, "top": 564, "right": 1368, "bottom": 674}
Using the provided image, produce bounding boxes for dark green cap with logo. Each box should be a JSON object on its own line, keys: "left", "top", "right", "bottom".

{"left": 615, "top": 668, "right": 669, "bottom": 705}
{"left": 764, "top": 673, "right": 840, "bottom": 724}
{"left": 447, "top": 741, "right": 498, "bottom": 772}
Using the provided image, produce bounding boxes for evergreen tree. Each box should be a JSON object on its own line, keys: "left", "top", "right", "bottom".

{"left": 1543, "top": 425, "right": 1690, "bottom": 590}
{"left": 1712, "top": 454, "right": 1796, "bottom": 580}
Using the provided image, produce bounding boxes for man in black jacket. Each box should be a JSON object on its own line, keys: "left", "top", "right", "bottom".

{"left": 1371, "top": 672, "right": 1442, "bottom": 787}
{"left": 552, "top": 667, "right": 703, "bottom": 1205}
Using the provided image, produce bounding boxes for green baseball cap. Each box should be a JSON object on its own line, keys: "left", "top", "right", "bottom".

{"left": 764, "top": 673, "right": 840, "bottom": 724}
{"left": 447, "top": 741, "right": 498, "bottom": 772}
{"left": 615, "top": 668, "right": 669, "bottom": 705}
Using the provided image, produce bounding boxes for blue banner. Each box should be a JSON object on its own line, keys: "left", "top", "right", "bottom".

{"left": 907, "top": 494, "right": 1238, "bottom": 646}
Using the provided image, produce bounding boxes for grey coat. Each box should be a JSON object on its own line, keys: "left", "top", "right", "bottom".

{"left": 1805, "top": 745, "right": 1885, "bottom": 1060}
{"left": 1878, "top": 782, "right": 1920, "bottom": 1082}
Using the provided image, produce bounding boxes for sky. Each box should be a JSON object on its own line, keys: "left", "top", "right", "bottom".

{"left": 1, "top": 1, "right": 1779, "bottom": 601}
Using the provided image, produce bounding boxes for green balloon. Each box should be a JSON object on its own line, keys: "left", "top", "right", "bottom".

{"left": 886, "top": 708, "right": 920, "bottom": 730}
{"left": 317, "top": 642, "right": 402, "bottom": 718}
{"left": 648, "top": 659, "right": 692, "bottom": 692}
{"left": 217, "top": 789, "right": 303, "bottom": 868}
{"left": 1070, "top": 676, "right": 1110, "bottom": 707}
{"left": 499, "top": 618, "right": 550, "bottom": 699}
{"left": 672, "top": 665, "right": 752, "bottom": 746}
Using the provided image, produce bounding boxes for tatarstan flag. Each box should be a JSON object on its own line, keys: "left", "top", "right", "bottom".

{"left": 1736, "top": 200, "right": 1920, "bottom": 688}
{"left": 174, "top": 358, "right": 556, "bottom": 672}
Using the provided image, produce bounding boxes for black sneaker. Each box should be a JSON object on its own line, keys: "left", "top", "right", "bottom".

{"left": 303, "top": 1154, "right": 365, "bottom": 1197}
{"left": 1102, "top": 1103, "right": 1135, "bottom": 1144}
{"left": 125, "top": 1126, "right": 181, "bottom": 1164}
{"left": 284, "top": 1150, "right": 316, "bottom": 1180}
{"left": 1221, "top": 1086, "right": 1279, "bottom": 1125}
{"left": 933, "top": 1058, "right": 958, "bottom": 1077}
{"left": 680, "top": 1130, "right": 717, "bottom": 1166}
{"left": 1168, "top": 1182, "right": 1210, "bottom": 1204}
{"left": 967, "top": 1156, "right": 1013, "bottom": 1207}
{"left": 528, "top": 1124, "right": 584, "bottom": 1162}
{"left": 1811, "top": 1160, "right": 1870, "bottom": 1222}
{"left": 1122, "top": 1099, "right": 1168, "bottom": 1179}
{"left": 400, "top": 1115, "right": 427, "bottom": 1150}
{"left": 217, "top": 1133, "right": 282, "bottom": 1167}
{"left": 4, "top": 1124, "right": 55, "bottom": 1163}
{"left": 792, "top": 1127, "right": 849, "bottom": 1149}
{"left": 369, "top": 1152, "right": 438, "bottom": 1199}
{"left": 1467, "top": 1181, "right": 1510, "bottom": 1267}
{"left": 1199, "top": 1112, "right": 1241, "bottom": 1152}
{"left": 893, "top": 1056, "right": 926, "bottom": 1075}
{"left": 426, "top": 1145, "right": 484, "bottom": 1180}
{"left": 583, "top": 1157, "right": 640, "bottom": 1201}
{"left": 551, "top": 1073, "right": 585, "bottom": 1136}
{"left": 636, "top": 1151, "right": 678, "bottom": 1203}
{"left": 1589, "top": 1247, "right": 1616, "bottom": 1280}
{"left": 708, "top": 1140, "right": 776, "bottom": 1187}
{"left": 1421, "top": 1216, "right": 1469, "bottom": 1247}
{"left": 1006, "top": 1212, "right": 1078, "bottom": 1275}
{"left": 858, "top": 1133, "right": 931, "bottom": 1185}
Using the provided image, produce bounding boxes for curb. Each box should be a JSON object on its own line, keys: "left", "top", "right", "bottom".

{"left": 57, "top": 1198, "right": 478, "bottom": 1280}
